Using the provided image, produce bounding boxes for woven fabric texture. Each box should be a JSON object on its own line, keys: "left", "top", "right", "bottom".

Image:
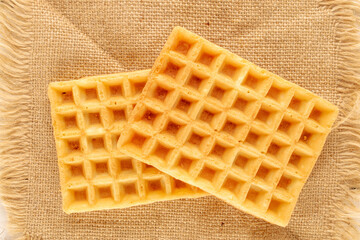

{"left": 1, "top": 0, "right": 359, "bottom": 239}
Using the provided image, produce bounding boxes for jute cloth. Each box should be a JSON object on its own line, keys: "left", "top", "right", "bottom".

{"left": 0, "top": 0, "right": 359, "bottom": 239}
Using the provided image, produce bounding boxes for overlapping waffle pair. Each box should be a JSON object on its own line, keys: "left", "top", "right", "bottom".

{"left": 48, "top": 27, "right": 338, "bottom": 226}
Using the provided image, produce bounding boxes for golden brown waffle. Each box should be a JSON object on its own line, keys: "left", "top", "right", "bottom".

{"left": 118, "top": 27, "right": 339, "bottom": 226}
{"left": 48, "top": 70, "right": 206, "bottom": 214}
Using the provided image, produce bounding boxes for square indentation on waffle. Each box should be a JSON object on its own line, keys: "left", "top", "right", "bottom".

{"left": 219, "top": 58, "right": 244, "bottom": 81}
{"left": 59, "top": 137, "right": 83, "bottom": 158}
{"left": 54, "top": 112, "right": 82, "bottom": 137}
{"left": 84, "top": 110, "right": 104, "bottom": 130}
{"left": 298, "top": 125, "right": 326, "bottom": 154}
{"left": 147, "top": 80, "right": 176, "bottom": 106}
{"left": 265, "top": 78, "right": 293, "bottom": 107}
{"left": 207, "top": 79, "right": 234, "bottom": 106}
{"left": 265, "top": 195, "right": 293, "bottom": 225}
{"left": 287, "top": 146, "right": 317, "bottom": 177}
{"left": 106, "top": 83, "right": 125, "bottom": 100}
{"left": 253, "top": 158, "right": 282, "bottom": 187}
{"left": 120, "top": 128, "right": 151, "bottom": 154}
{"left": 144, "top": 176, "right": 167, "bottom": 196}
{"left": 253, "top": 103, "right": 283, "bottom": 131}
{"left": 94, "top": 184, "right": 114, "bottom": 202}
{"left": 265, "top": 138, "right": 292, "bottom": 165}
{"left": 79, "top": 85, "right": 100, "bottom": 103}
{"left": 113, "top": 157, "right": 137, "bottom": 177}
{"left": 207, "top": 138, "right": 237, "bottom": 164}
{"left": 170, "top": 33, "right": 198, "bottom": 58}
{"left": 219, "top": 114, "right": 250, "bottom": 141}
{"left": 160, "top": 57, "right": 186, "bottom": 83}
{"left": 134, "top": 104, "right": 164, "bottom": 131}
{"left": 229, "top": 89, "right": 260, "bottom": 119}
{"left": 62, "top": 114, "right": 79, "bottom": 130}
{"left": 67, "top": 186, "right": 89, "bottom": 206}
{"left": 288, "top": 90, "right": 314, "bottom": 116}
{"left": 129, "top": 79, "right": 147, "bottom": 97}
{"left": 241, "top": 68, "right": 272, "bottom": 96}
{"left": 276, "top": 113, "right": 303, "bottom": 141}
{"left": 62, "top": 160, "right": 87, "bottom": 183}
{"left": 243, "top": 184, "right": 272, "bottom": 211}
{"left": 119, "top": 180, "right": 140, "bottom": 199}
{"left": 307, "top": 99, "right": 339, "bottom": 129}
{"left": 53, "top": 85, "right": 75, "bottom": 106}
{"left": 195, "top": 44, "right": 221, "bottom": 70}
{"left": 161, "top": 115, "right": 188, "bottom": 142}
{"left": 172, "top": 151, "right": 201, "bottom": 177}
{"left": 220, "top": 173, "right": 249, "bottom": 200}
{"left": 196, "top": 163, "right": 224, "bottom": 189}
{"left": 275, "top": 170, "right": 304, "bottom": 198}
{"left": 196, "top": 103, "right": 223, "bottom": 129}
{"left": 107, "top": 107, "right": 128, "bottom": 128}
{"left": 60, "top": 90, "right": 75, "bottom": 104}
{"left": 89, "top": 158, "right": 111, "bottom": 179}
{"left": 173, "top": 92, "right": 200, "bottom": 119}
{"left": 231, "top": 149, "right": 261, "bottom": 178}
{"left": 184, "top": 69, "right": 210, "bottom": 94}
{"left": 148, "top": 140, "right": 175, "bottom": 164}
{"left": 184, "top": 126, "right": 212, "bottom": 154}
{"left": 117, "top": 27, "right": 338, "bottom": 226}
{"left": 86, "top": 135, "right": 108, "bottom": 154}
{"left": 244, "top": 128, "right": 272, "bottom": 153}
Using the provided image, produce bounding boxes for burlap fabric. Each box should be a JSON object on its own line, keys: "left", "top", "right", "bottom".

{"left": 1, "top": 0, "right": 359, "bottom": 239}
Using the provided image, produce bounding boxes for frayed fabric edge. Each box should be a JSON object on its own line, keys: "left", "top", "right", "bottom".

{"left": 0, "top": 0, "right": 32, "bottom": 238}
{"left": 319, "top": 1, "right": 360, "bottom": 239}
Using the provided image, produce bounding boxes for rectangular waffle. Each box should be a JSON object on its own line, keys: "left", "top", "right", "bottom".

{"left": 118, "top": 27, "right": 339, "bottom": 226}
{"left": 48, "top": 69, "right": 206, "bottom": 214}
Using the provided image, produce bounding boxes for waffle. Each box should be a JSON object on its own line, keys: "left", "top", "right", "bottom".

{"left": 118, "top": 27, "right": 339, "bottom": 226}
{"left": 48, "top": 69, "right": 206, "bottom": 214}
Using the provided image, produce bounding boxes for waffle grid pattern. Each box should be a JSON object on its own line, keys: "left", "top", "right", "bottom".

{"left": 119, "top": 27, "right": 338, "bottom": 226}
{"left": 48, "top": 70, "right": 206, "bottom": 213}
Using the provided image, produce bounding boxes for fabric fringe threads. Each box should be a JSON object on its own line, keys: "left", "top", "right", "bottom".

{"left": 0, "top": 0, "right": 359, "bottom": 239}
{"left": 319, "top": 1, "right": 360, "bottom": 239}
{"left": 0, "top": 0, "right": 32, "bottom": 238}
